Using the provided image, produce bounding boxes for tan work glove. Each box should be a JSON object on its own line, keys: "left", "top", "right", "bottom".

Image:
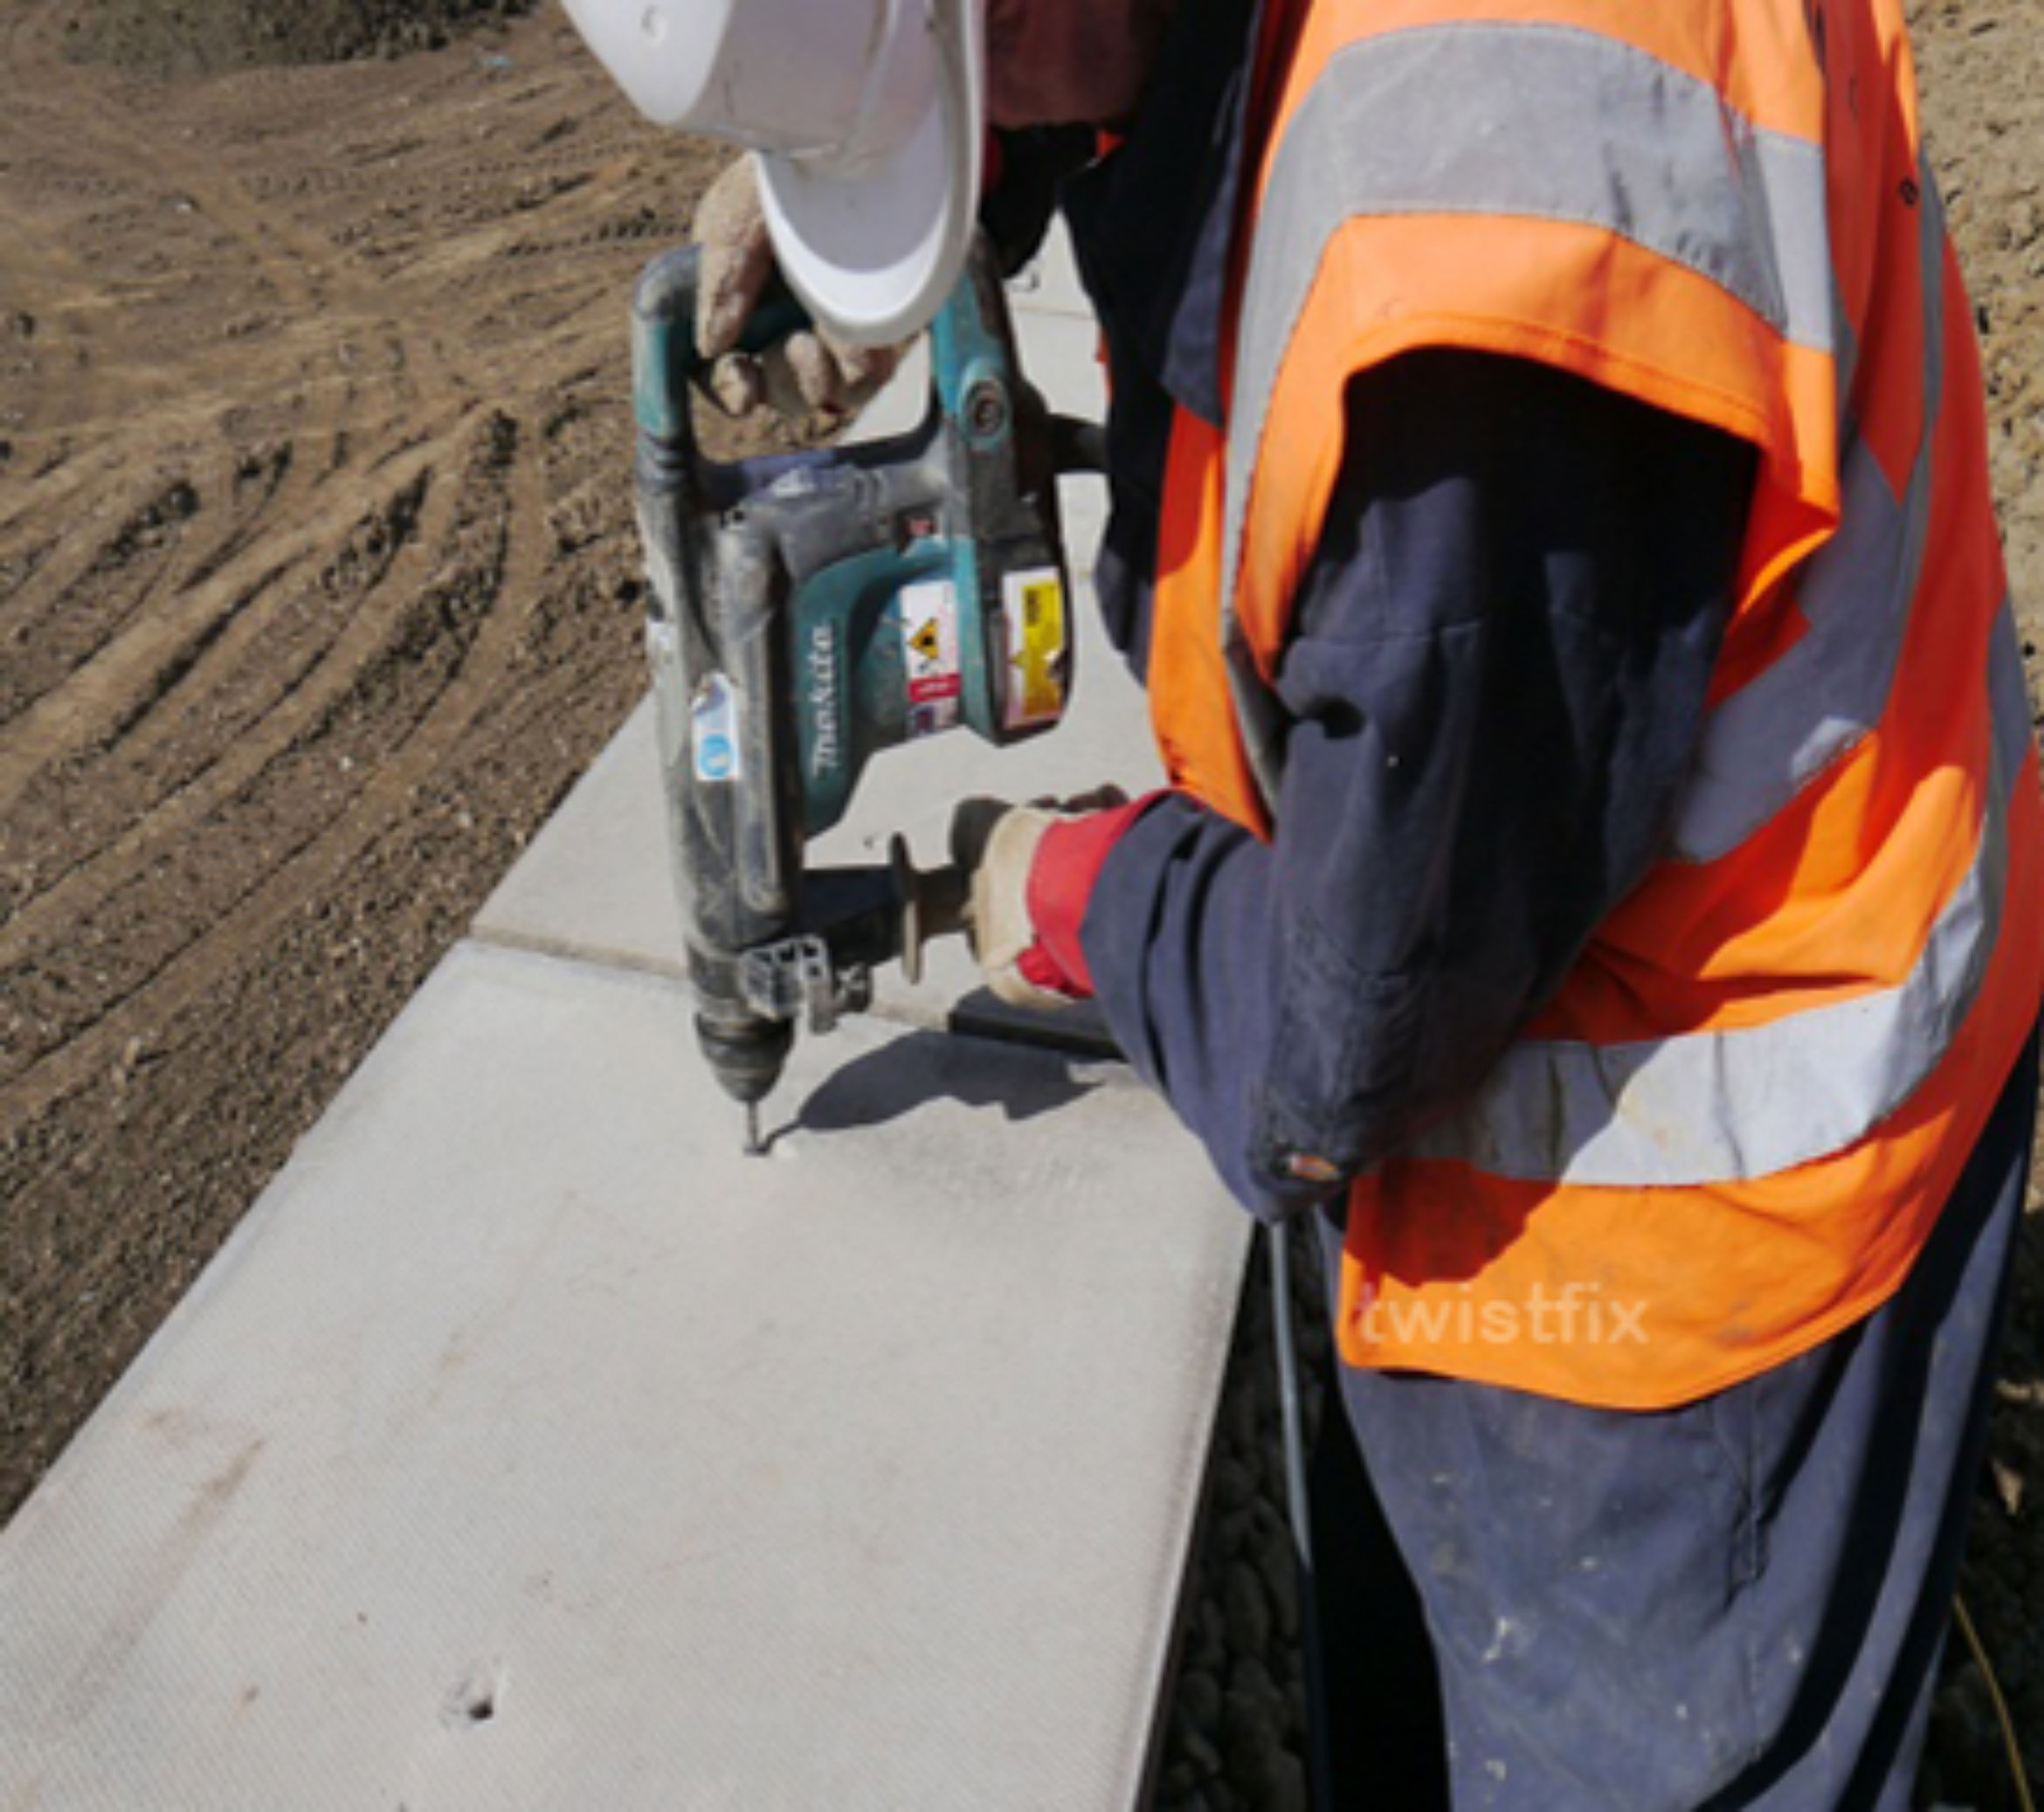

{"left": 959, "top": 803, "right": 1068, "bottom": 1010}
{"left": 693, "top": 158, "right": 906, "bottom": 421}
{"left": 950, "top": 790, "right": 1131, "bottom": 1011}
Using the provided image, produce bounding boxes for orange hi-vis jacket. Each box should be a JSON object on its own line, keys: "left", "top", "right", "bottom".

{"left": 1146, "top": 0, "right": 2044, "bottom": 1407}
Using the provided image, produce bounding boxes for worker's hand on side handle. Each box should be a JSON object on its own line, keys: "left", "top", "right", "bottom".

{"left": 949, "top": 789, "right": 1145, "bottom": 1011}
{"left": 693, "top": 158, "right": 906, "bottom": 422}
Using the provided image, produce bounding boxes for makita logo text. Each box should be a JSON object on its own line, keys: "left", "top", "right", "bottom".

{"left": 807, "top": 624, "right": 841, "bottom": 776}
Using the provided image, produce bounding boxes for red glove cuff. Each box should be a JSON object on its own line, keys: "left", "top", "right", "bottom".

{"left": 1022, "top": 795, "right": 1159, "bottom": 998}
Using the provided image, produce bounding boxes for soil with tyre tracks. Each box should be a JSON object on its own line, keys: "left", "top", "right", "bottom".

{"left": 3, "top": 0, "right": 2042, "bottom": 1803}
{"left": 0, "top": 2, "right": 775, "bottom": 1510}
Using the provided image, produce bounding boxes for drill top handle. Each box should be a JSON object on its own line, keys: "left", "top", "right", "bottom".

{"left": 629, "top": 244, "right": 811, "bottom": 460}
{"left": 630, "top": 237, "right": 1035, "bottom": 496}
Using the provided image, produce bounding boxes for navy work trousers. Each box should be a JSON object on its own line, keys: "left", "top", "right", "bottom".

{"left": 1311, "top": 1027, "right": 2039, "bottom": 1809}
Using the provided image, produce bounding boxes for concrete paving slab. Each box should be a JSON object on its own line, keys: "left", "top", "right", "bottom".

{"left": 1007, "top": 304, "right": 1109, "bottom": 422}
{"left": 473, "top": 701, "right": 680, "bottom": 979}
{"left": 0, "top": 940, "right": 1245, "bottom": 1812}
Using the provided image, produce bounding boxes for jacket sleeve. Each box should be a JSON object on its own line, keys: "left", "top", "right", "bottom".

{"left": 1079, "top": 349, "right": 1757, "bottom": 1221}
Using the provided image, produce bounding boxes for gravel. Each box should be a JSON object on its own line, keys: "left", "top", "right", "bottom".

{"left": 1154, "top": 1229, "right": 1328, "bottom": 1812}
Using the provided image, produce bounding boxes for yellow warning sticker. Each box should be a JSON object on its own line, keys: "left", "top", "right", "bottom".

{"left": 1003, "top": 567, "right": 1067, "bottom": 730}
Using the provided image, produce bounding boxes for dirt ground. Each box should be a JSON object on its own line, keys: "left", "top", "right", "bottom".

{"left": 65, "top": 0, "right": 538, "bottom": 72}
{"left": 0, "top": 0, "right": 749, "bottom": 1511}
{"left": 2, "top": 0, "right": 2042, "bottom": 1800}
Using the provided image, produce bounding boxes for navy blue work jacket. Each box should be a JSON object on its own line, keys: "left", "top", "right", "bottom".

{"left": 1028, "top": 0, "right": 1758, "bottom": 1220}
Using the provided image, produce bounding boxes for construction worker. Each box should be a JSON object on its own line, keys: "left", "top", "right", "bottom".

{"left": 564, "top": 0, "right": 2044, "bottom": 1804}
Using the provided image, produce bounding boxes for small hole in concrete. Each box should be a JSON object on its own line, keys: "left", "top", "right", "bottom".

{"left": 440, "top": 1662, "right": 505, "bottom": 1730}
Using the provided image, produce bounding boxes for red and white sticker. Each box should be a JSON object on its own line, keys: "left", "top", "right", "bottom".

{"left": 900, "top": 578, "right": 963, "bottom": 739}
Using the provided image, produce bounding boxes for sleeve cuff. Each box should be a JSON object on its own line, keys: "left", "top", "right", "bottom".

{"left": 1025, "top": 793, "right": 1164, "bottom": 995}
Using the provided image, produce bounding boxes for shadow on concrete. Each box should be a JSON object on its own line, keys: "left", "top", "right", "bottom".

{"left": 783, "top": 1028, "right": 1102, "bottom": 1147}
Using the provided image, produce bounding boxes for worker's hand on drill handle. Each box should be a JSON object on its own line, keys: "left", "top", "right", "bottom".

{"left": 949, "top": 790, "right": 1155, "bottom": 1009}
{"left": 693, "top": 159, "right": 908, "bottom": 422}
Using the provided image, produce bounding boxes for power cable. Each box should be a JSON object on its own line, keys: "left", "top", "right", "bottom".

{"left": 1269, "top": 1219, "right": 1334, "bottom": 1812}
{"left": 1951, "top": 1591, "right": 2035, "bottom": 1812}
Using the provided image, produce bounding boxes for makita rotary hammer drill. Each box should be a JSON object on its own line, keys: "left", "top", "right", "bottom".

{"left": 632, "top": 240, "right": 1095, "bottom": 1150}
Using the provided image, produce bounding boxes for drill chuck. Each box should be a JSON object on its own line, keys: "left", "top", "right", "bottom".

{"left": 694, "top": 1009, "right": 795, "bottom": 1107}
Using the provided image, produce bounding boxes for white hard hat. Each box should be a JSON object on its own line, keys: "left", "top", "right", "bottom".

{"left": 562, "top": 0, "right": 984, "bottom": 345}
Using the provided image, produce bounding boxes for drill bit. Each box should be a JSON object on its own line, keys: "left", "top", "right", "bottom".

{"left": 744, "top": 1101, "right": 763, "bottom": 1157}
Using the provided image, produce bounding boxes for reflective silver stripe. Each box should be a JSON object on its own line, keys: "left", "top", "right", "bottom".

{"left": 1412, "top": 619, "right": 2027, "bottom": 1186}
{"left": 1671, "top": 172, "right": 1949, "bottom": 861}
{"left": 1990, "top": 596, "right": 2038, "bottom": 786}
{"left": 1218, "top": 22, "right": 1838, "bottom": 815}
{"left": 1832, "top": 271, "right": 1864, "bottom": 415}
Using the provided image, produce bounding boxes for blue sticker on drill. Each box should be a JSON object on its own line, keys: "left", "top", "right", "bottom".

{"left": 692, "top": 673, "right": 742, "bottom": 785}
